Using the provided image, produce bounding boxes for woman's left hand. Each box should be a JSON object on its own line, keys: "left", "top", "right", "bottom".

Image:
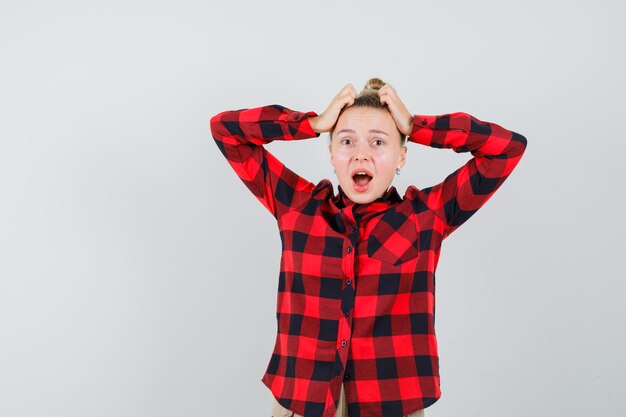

{"left": 378, "top": 84, "right": 413, "bottom": 137}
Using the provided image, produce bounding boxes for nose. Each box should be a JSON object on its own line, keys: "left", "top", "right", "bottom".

{"left": 352, "top": 141, "right": 371, "bottom": 161}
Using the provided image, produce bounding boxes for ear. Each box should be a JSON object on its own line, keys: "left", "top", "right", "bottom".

{"left": 398, "top": 146, "right": 407, "bottom": 169}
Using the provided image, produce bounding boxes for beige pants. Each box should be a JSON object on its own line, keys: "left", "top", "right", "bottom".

{"left": 271, "top": 383, "right": 425, "bottom": 417}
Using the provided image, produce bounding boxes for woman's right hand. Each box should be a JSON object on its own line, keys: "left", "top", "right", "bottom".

{"left": 308, "top": 83, "right": 357, "bottom": 133}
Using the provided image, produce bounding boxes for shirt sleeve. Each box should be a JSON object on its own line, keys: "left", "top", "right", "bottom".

{"left": 406, "top": 111, "right": 527, "bottom": 239}
{"left": 210, "top": 104, "right": 321, "bottom": 219}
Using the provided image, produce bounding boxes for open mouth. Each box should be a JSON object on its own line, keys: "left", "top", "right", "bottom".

{"left": 351, "top": 170, "right": 373, "bottom": 192}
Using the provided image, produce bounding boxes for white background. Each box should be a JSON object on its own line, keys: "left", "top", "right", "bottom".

{"left": 1, "top": 1, "right": 624, "bottom": 416}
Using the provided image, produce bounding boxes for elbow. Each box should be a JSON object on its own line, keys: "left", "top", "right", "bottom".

{"left": 513, "top": 131, "right": 527, "bottom": 147}
{"left": 510, "top": 131, "right": 527, "bottom": 156}
{"left": 209, "top": 113, "right": 223, "bottom": 137}
{"left": 209, "top": 110, "right": 244, "bottom": 139}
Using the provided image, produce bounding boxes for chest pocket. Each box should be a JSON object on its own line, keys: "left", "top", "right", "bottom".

{"left": 366, "top": 207, "right": 419, "bottom": 266}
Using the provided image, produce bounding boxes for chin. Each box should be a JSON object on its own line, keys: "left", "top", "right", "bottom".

{"left": 345, "top": 189, "right": 378, "bottom": 204}
{"left": 350, "top": 196, "right": 372, "bottom": 204}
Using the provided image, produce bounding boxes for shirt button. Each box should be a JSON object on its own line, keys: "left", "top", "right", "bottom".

{"left": 350, "top": 225, "right": 356, "bottom": 232}
{"left": 346, "top": 279, "right": 351, "bottom": 285}
{"left": 347, "top": 246, "right": 352, "bottom": 254}
{"left": 344, "top": 310, "right": 349, "bottom": 317}
{"left": 344, "top": 372, "right": 349, "bottom": 380}
{"left": 341, "top": 340, "right": 347, "bottom": 347}
{"left": 421, "top": 120, "right": 427, "bottom": 125}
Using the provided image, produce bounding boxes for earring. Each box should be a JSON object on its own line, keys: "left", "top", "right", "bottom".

{"left": 395, "top": 167, "right": 401, "bottom": 175}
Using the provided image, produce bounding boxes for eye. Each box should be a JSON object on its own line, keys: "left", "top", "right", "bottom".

{"left": 373, "top": 138, "right": 384, "bottom": 146}
{"left": 340, "top": 138, "right": 352, "bottom": 145}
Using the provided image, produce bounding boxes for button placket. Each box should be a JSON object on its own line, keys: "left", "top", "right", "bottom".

{"left": 338, "top": 208, "right": 357, "bottom": 361}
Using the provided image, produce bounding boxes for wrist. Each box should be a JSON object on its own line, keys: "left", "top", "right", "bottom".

{"left": 406, "top": 115, "right": 414, "bottom": 135}
{"left": 401, "top": 115, "right": 414, "bottom": 136}
{"left": 308, "top": 115, "right": 321, "bottom": 133}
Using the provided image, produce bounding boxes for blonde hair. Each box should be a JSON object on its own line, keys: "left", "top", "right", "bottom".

{"left": 329, "top": 77, "right": 408, "bottom": 146}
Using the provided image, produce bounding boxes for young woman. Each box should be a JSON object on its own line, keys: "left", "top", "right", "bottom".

{"left": 210, "top": 78, "right": 527, "bottom": 417}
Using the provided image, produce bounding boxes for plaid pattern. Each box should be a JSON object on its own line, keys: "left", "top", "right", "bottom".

{"left": 210, "top": 104, "right": 527, "bottom": 417}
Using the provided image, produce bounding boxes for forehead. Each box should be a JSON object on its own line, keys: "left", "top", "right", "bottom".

{"left": 335, "top": 107, "right": 396, "bottom": 133}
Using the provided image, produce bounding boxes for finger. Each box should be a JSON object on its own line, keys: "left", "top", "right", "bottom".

{"left": 378, "top": 90, "right": 390, "bottom": 103}
{"left": 343, "top": 88, "right": 356, "bottom": 105}
{"left": 345, "top": 87, "right": 355, "bottom": 97}
{"left": 336, "top": 84, "right": 350, "bottom": 99}
{"left": 340, "top": 92, "right": 354, "bottom": 107}
{"left": 383, "top": 83, "right": 395, "bottom": 93}
{"left": 378, "top": 84, "right": 391, "bottom": 95}
{"left": 341, "top": 84, "right": 354, "bottom": 97}
{"left": 380, "top": 88, "right": 397, "bottom": 102}
{"left": 339, "top": 91, "right": 354, "bottom": 108}
{"left": 379, "top": 90, "right": 393, "bottom": 103}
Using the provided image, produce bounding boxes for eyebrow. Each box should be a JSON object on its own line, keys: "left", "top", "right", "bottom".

{"left": 336, "top": 129, "right": 389, "bottom": 136}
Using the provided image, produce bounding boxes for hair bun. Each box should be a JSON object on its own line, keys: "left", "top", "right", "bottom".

{"left": 363, "top": 77, "right": 385, "bottom": 92}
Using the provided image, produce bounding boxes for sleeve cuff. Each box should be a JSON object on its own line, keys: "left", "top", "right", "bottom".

{"left": 408, "top": 114, "right": 437, "bottom": 145}
{"left": 286, "top": 110, "right": 320, "bottom": 138}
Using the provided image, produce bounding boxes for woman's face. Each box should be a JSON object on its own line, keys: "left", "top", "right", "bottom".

{"left": 329, "top": 106, "right": 407, "bottom": 204}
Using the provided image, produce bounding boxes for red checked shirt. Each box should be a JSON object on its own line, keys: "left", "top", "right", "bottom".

{"left": 210, "top": 104, "right": 527, "bottom": 417}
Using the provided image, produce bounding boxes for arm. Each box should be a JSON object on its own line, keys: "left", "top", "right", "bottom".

{"left": 209, "top": 104, "right": 320, "bottom": 219}
{"left": 407, "top": 111, "right": 527, "bottom": 239}
{"left": 369, "top": 82, "right": 526, "bottom": 239}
